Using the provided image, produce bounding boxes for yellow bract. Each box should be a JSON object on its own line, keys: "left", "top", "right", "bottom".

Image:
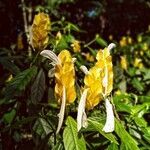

{"left": 30, "top": 12, "right": 51, "bottom": 50}
{"left": 84, "top": 47, "right": 113, "bottom": 110}
{"left": 84, "top": 66, "right": 103, "bottom": 110}
{"left": 96, "top": 48, "right": 113, "bottom": 96}
{"left": 55, "top": 50, "right": 76, "bottom": 104}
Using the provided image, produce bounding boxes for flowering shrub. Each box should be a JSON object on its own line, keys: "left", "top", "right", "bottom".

{"left": 0, "top": 9, "right": 150, "bottom": 150}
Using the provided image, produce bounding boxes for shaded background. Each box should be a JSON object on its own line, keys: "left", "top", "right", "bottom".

{"left": 0, "top": 0, "right": 150, "bottom": 48}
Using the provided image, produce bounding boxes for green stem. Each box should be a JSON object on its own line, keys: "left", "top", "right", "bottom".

{"left": 84, "top": 37, "right": 96, "bottom": 48}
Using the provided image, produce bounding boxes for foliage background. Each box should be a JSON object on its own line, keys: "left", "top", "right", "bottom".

{"left": 0, "top": 0, "right": 150, "bottom": 149}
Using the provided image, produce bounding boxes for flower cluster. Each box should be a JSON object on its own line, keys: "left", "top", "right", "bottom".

{"left": 77, "top": 44, "right": 115, "bottom": 132}
{"left": 40, "top": 43, "right": 115, "bottom": 134}
{"left": 31, "top": 12, "right": 116, "bottom": 134}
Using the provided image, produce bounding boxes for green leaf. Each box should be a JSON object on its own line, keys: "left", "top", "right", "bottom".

{"left": 31, "top": 68, "right": 46, "bottom": 104}
{"left": 95, "top": 34, "right": 108, "bottom": 47}
{"left": 131, "top": 104, "right": 147, "bottom": 116}
{"left": 5, "top": 66, "right": 37, "bottom": 99}
{"left": 33, "top": 118, "right": 52, "bottom": 139}
{"left": 115, "top": 119, "right": 139, "bottom": 150}
{"left": 63, "top": 116, "right": 86, "bottom": 150}
{"left": 56, "top": 35, "right": 69, "bottom": 51}
{"left": 3, "top": 109, "right": 16, "bottom": 124}
{"left": 107, "top": 143, "right": 118, "bottom": 150}
{"left": 88, "top": 118, "right": 118, "bottom": 144}
{"left": 131, "top": 78, "right": 144, "bottom": 92}
{"left": 134, "top": 117, "right": 147, "bottom": 127}
{"left": 0, "top": 57, "right": 20, "bottom": 75}
{"left": 138, "top": 96, "right": 150, "bottom": 103}
{"left": 52, "top": 141, "right": 64, "bottom": 150}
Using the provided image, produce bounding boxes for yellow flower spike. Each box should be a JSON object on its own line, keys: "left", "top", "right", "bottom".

{"left": 71, "top": 40, "right": 81, "bottom": 53}
{"left": 40, "top": 49, "right": 76, "bottom": 133}
{"left": 120, "top": 56, "right": 127, "bottom": 70}
{"left": 77, "top": 44, "right": 115, "bottom": 133}
{"left": 96, "top": 43, "right": 115, "bottom": 133}
{"left": 30, "top": 12, "right": 51, "bottom": 50}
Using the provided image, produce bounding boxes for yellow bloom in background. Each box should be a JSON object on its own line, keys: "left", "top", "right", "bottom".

{"left": 82, "top": 52, "right": 95, "bottom": 62}
{"left": 115, "top": 90, "right": 121, "bottom": 95}
{"left": 108, "top": 35, "right": 113, "bottom": 41}
{"left": 17, "top": 33, "right": 24, "bottom": 50}
{"left": 71, "top": 40, "right": 81, "bottom": 53}
{"left": 119, "top": 36, "right": 127, "bottom": 47}
{"left": 137, "top": 35, "right": 142, "bottom": 43}
{"left": 127, "top": 36, "right": 132, "bottom": 44}
{"left": 56, "top": 31, "right": 62, "bottom": 45}
{"left": 40, "top": 49, "right": 76, "bottom": 134}
{"left": 30, "top": 12, "right": 51, "bottom": 50}
{"left": 134, "top": 58, "right": 143, "bottom": 68}
{"left": 120, "top": 56, "right": 127, "bottom": 70}
{"left": 143, "top": 43, "right": 148, "bottom": 51}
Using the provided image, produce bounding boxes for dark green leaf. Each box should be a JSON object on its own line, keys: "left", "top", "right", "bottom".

{"left": 33, "top": 118, "right": 52, "bottom": 139}
{"left": 0, "top": 57, "right": 20, "bottom": 75}
{"left": 5, "top": 66, "right": 37, "bottom": 99}
{"left": 3, "top": 109, "right": 16, "bottom": 124}
{"left": 31, "top": 68, "right": 46, "bottom": 104}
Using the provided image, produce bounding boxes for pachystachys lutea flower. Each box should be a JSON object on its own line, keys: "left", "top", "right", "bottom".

{"left": 30, "top": 12, "right": 51, "bottom": 50}
{"left": 40, "top": 50, "right": 76, "bottom": 133}
{"left": 77, "top": 43, "right": 115, "bottom": 133}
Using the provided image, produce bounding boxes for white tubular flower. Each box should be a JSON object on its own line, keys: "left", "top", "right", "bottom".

{"left": 107, "top": 43, "right": 116, "bottom": 51}
{"left": 40, "top": 50, "right": 60, "bottom": 65}
{"left": 80, "top": 65, "right": 89, "bottom": 75}
{"left": 77, "top": 89, "right": 88, "bottom": 131}
{"left": 102, "top": 98, "right": 115, "bottom": 133}
{"left": 56, "top": 86, "right": 66, "bottom": 134}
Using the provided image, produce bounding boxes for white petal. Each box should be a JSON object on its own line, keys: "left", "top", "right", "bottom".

{"left": 80, "top": 65, "right": 89, "bottom": 75}
{"left": 82, "top": 111, "right": 88, "bottom": 128}
{"left": 40, "top": 50, "right": 60, "bottom": 65}
{"left": 102, "top": 98, "right": 115, "bottom": 133}
{"left": 56, "top": 86, "right": 66, "bottom": 134}
{"left": 77, "top": 89, "right": 88, "bottom": 131}
{"left": 107, "top": 43, "right": 116, "bottom": 51}
{"left": 48, "top": 68, "right": 55, "bottom": 78}
{"left": 72, "top": 58, "right": 76, "bottom": 63}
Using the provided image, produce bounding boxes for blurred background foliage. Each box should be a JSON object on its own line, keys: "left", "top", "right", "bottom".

{"left": 0, "top": 0, "right": 150, "bottom": 149}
